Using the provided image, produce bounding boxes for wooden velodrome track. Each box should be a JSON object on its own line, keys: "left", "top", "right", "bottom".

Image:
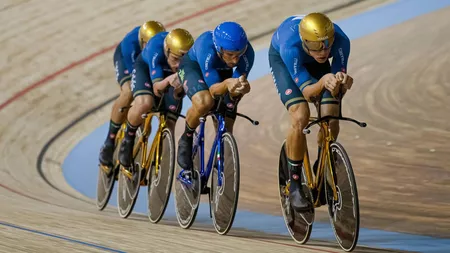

{"left": 1, "top": 0, "right": 449, "bottom": 252}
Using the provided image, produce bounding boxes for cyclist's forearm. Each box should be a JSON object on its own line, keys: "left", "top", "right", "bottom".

{"left": 209, "top": 78, "right": 234, "bottom": 97}
{"left": 153, "top": 78, "right": 170, "bottom": 97}
{"left": 302, "top": 81, "right": 324, "bottom": 101}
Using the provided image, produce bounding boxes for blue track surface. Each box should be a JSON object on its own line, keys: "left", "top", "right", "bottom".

{"left": 63, "top": 1, "right": 450, "bottom": 252}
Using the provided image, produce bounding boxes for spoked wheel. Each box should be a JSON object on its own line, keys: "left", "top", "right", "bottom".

{"left": 174, "top": 132, "right": 201, "bottom": 229}
{"left": 278, "top": 140, "right": 314, "bottom": 244}
{"left": 96, "top": 128, "right": 123, "bottom": 210}
{"left": 117, "top": 129, "right": 144, "bottom": 218}
{"left": 325, "top": 142, "right": 360, "bottom": 252}
{"left": 147, "top": 128, "right": 176, "bottom": 223}
{"left": 210, "top": 132, "right": 240, "bottom": 235}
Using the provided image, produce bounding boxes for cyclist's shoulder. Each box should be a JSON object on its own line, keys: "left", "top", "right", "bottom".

{"left": 190, "top": 31, "right": 215, "bottom": 61}
{"left": 333, "top": 23, "right": 350, "bottom": 43}
{"left": 194, "top": 31, "right": 213, "bottom": 47}
{"left": 122, "top": 26, "right": 140, "bottom": 44}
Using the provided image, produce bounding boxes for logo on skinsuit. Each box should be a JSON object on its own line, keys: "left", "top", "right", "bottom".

{"left": 292, "top": 174, "right": 299, "bottom": 180}
{"left": 198, "top": 79, "right": 205, "bottom": 84}
{"left": 124, "top": 69, "right": 129, "bottom": 74}
{"left": 145, "top": 82, "right": 150, "bottom": 87}
{"left": 178, "top": 69, "right": 185, "bottom": 82}
{"left": 152, "top": 70, "right": 156, "bottom": 75}
{"left": 227, "top": 103, "right": 234, "bottom": 109}
{"left": 205, "top": 72, "right": 209, "bottom": 77}
{"left": 169, "top": 105, "right": 177, "bottom": 111}
{"left": 294, "top": 77, "right": 299, "bottom": 83}
{"left": 285, "top": 89, "right": 292, "bottom": 95}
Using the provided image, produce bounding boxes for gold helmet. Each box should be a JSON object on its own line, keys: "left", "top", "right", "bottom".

{"left": 138, "top": 20, "right": 166, "bottom": 49}
{"left": 164, "top": 28, "right": 194, "bottom": 57}
{"left": 299, "top": 13, "right": 335, "bottom": 51}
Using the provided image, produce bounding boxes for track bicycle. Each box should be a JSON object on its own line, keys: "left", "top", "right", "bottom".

{"left": 174, "top": 96, "right": 259, "bottom": 235}
{"left": 278, "top": 91, "right": 366, "bottom": 251}
{"left": 117, "top": 92, "right": 181, "bottom": 220}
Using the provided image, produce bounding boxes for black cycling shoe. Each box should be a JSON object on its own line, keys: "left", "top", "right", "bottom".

{"left": 289, "top": 173, "right": 312, "bottom": 212}
{"left": 99, "top": 143, "right": 114, "bottom": 166}
{"left": 177, "top": 133, "right": 193, "bottom": 170}
{"left": 119, "top": 138, "right": 134, "bottom": 168}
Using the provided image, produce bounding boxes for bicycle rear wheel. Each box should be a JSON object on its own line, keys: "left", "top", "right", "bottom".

{"left": 278, "top": 140, "right": 314, "bottom": 244}
{"left": 174, "top": 131, "right": 201, "bottom": 229}
{"left": 117, "top": 129, "right": 143, "bottom": 218}
{"left": 96, "top": 128, "right": 122, "bottom": 210}
{"left": 147, "top": 128, "right": 175, "bottom": 223}
{"left": 325, "top": 142, "right": 360, "bottom": 252}
{"left": 210, "top": 132, "right": 240, "bottom": 235}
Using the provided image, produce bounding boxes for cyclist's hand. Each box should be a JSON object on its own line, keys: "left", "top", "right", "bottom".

{"left": 323, "top": 73, "right": 339, "bottom": 95}
{"left": 236, "top": 75, "right": 251, "bottom": 95}
{"left": 336, "top": 72, "right": 353, "bottom": 91}
{"left": 169, "top": 73, "right": 181, "bottom": 89}
{"left": 227, "top": 78, "right": 241, "bottom": 93}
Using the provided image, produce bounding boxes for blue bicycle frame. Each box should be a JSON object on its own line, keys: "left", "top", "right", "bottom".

{"left": 178, "top": 111, "right": 226, "bottom": 190}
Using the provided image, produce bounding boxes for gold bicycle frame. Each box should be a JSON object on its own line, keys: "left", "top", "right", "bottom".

{"left": 122, "top": 111, "right": 167, "bottom": 185}
{"left": 302, "top": 117, "right": 339, "bottom": 207}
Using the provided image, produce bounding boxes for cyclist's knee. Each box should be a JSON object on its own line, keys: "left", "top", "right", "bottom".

{"left": 288, "top": 103, "right": 310, "bottom": 130}
{"left": 134, "top": 95, "right": 154, "bottom": 114}
{"left": 191, "top": 91, "right": 214, "bottom": 115}
{"left": 120, "top": 82, "right": 133, "bottom": 100}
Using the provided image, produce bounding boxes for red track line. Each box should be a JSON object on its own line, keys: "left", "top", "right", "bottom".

{"left": 0, "top": 0, "right": 240, "bottom": 112}
{"left": 0, "top": 182, "right": 53, "bottom": 206}
{"left": 0, "top": 0, "right": 239, "bottom": 213}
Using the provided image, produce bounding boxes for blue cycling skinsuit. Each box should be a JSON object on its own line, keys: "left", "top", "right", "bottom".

{"left": 269, "top": 15, "right": 350, "bottom": 109}
{"left": 113, "top": 26, "right": 142, "bottom": 86}
{"left": 177, "top": 31, "right": 255, "bottom": 119}
{"left": 130, "top": 31, "right": 183, "bottom": 120}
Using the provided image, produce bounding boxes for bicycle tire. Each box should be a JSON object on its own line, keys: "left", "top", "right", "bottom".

{"left": 278, "top": 140, "right": 314, "bottom": 244}
{"left": 174, "top": 131, "right": 201, "bottom": 229}
{"left": 147, "top": 128, "right": 175, "bottom": 223}
{"left": 325, "top": 141, "right": 360, "bottom": 252}
{"left": 210, "top": 132, "right": 240, "bottom": 235}
{"left": 96, "top": 128, "right": 123, "bottom": 210}
{"left": 117, "top": 129, "right": 144, "bottom": 218}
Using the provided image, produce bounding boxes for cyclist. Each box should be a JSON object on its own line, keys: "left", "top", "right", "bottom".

{"left": 99, "top": 21, "right": 166, "bottom": 167}
{"left": 176, "top": 21, "right": 255, "bottom": 176}
{"left": 118, "top": 28, "right": 195, "bottom": 169}
{"left": 269, "top": 13, "right": 353, "bottom": 211}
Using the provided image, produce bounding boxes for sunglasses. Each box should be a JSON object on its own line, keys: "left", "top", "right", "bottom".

{"left": 304, "top": 39, "right": 333, "bottom": 52}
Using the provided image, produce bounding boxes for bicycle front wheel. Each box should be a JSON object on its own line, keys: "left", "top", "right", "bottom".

{"left": 210, "top": 132, "right": 240, "bottom": 235}
{"left": 147, "top": 128, "right": 175, "bottom": 223}
{"left": 325, "top": 142, "right": 360, "bottom": 252}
